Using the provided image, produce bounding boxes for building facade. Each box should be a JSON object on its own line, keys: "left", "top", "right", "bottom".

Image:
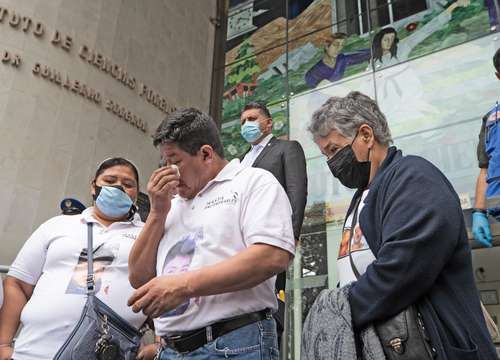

{"left": 0, "top": 0, "right": 217, "bottom": 265}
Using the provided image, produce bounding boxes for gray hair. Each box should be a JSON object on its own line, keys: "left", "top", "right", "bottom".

{"left": 308, "top": 91, "right": 392, "bottom": 145}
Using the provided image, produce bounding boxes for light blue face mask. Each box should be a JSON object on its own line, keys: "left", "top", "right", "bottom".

{"left": 241, "top": 121, "right": 262, "bottom": 143}
{"left": 94, "top": 185, "right": 133, "bottom": 219}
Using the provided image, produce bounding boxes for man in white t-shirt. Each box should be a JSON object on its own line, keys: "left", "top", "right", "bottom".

{"left": 128, "top": 108, "right": 295, "bottom": 359}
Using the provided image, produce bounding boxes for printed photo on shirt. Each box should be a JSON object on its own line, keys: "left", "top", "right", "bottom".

{"left": 338, "top": 224, "right": 369, "bottom": 259}
{"left": 160, "top": 228, "right": 202, "bottom": 318}
{"left": 66, "top": 243, "right": 119, "bottom": 295}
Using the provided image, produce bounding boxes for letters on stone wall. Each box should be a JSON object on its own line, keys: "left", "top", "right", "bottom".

{"left": 0, "top": 6, "right": 178, "bottom": 133}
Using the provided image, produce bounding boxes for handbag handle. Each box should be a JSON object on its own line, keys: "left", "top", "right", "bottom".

{"left": 86, "top": 222, "right": 95, "bottom": 294}
{"left": 348, "top": 196, "right": 362, "bottom": 280}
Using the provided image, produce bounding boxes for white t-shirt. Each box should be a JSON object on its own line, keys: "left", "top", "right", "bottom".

{"left": 8, "top": 208, "right": 147, "bottom": 360}
{"left": 153, "top": 159, "right": 295, "bottom": 335}
{"left": 338, "top": 190, "right": 376, "bottom": 287}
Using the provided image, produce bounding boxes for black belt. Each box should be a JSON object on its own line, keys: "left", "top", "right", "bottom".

{"left": 162, "top": 309, "right": 270, "bottom": 354}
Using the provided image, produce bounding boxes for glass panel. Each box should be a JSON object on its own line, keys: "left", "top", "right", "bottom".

{"left": 222, "top": 45, "right": 287, "bottom": 123}
{"left": 375, "top": 32, "right": 499, "bottom": 140}
{"left": 285, "top": 31, "right": 499, "bottom": 359}
{"left": 218, "top": 1, "right": 500, "bottom": 359}
{"left": 289, "top": 69, "right": 376, "bottom": 157}
{"left": 287, "top": 23, "right": 374, "bottom": 96}
{"left": 221, "top": 122, "right": 247, "bottom": 160}
{"left": 287, "top": 0, "right": 334, "bottom": 41}
{"left": 394, "top": 121, "right": 479, "bottom": 200}
{"left": 377, "top": 32, "right": 499, "bottom": 199}
{"left": 371, "top": 0, "right": 496, "bottom": 71}
{"left": 226, "top": 0, "right": 287, "bottom": 65}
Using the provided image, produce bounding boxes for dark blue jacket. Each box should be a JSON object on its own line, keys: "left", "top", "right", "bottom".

{"left": 348, "top": 147, "right": 497, "bottom": 359}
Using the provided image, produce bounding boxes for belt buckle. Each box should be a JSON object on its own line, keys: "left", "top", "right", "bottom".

{"left": 167, "top": 335, "right": 191, "bottom": 355}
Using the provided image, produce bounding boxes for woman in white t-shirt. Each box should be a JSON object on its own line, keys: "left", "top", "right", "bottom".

{"left": 0, "top": 158, "right": 157, "bottom": 360}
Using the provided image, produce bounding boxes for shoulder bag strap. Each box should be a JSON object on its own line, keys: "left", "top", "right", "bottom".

{"left": 86, "top": 222, "right": 95, "bottom": 294}
{"left": 348, "top": 196, "right": 362, "bottom": 280}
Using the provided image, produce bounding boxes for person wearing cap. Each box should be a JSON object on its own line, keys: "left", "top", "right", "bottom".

{"left": 472, "top": 48, "right": 500, "bottom": 248}
{"left": 0, "top": 158, "right": 157, "bottom": 360}
{"left": 60, "top": 198, "right": 86, "bottom": 215}
{"left": 128, "top": 108, "right": 295, "bottom": 359}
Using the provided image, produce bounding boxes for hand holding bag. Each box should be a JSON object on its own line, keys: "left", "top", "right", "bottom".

{"left": 54, "top": 222, "right": 143, "bottom": 360}
{"left": 347, "top": 197, "right": 434, "bottom": 360}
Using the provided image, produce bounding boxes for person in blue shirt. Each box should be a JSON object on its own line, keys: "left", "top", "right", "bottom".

{"left": 472, "top": 48, "right": 500, "bottom": 247}
{"left": 305, "top": 33, "right": 371, "bottom": 88}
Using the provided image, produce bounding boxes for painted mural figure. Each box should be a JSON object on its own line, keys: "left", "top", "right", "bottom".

{"left": 367, "top": 0, "right": 470, "bottom": 127}
{"left": 372, "top": 0, "right": 470, "bottom": 69}
{"left": 304, "top": 33, "right": 371, "bottom": 88}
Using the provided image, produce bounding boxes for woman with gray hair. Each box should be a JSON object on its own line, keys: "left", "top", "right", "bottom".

{"left": 308, "top": 91, "right": 497, "bottom": 359}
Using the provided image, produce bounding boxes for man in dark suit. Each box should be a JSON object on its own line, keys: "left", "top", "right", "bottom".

{"left": 240, "top": 102, "right": 308, "bottom": 343}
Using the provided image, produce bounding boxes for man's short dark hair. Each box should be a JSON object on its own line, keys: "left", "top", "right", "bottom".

{"left": 494, "top": 48, "right": 500, "bottom": 73}
{"left": 153, "top": 108, "right": 224, "bottom": 158}
{"left": 241, "top": 102, "right": 271, "bottom": 119}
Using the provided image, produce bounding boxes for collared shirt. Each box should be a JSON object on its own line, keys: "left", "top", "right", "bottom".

{"left": 153, "top": 159, "right": 295, "bottom": 335}
{"left": 9, "top": 208, "right": 146, "bottom": 360}
{"left": 241, "top": 133, "right": 274, "bottom": 167}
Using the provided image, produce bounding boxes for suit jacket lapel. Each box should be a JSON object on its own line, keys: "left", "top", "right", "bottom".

{"left": 253, "top": 136, "right": 277, "bottom": 167}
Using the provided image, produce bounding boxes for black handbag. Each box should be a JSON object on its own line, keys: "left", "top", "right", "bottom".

{"left": 347, "top": 196, "right": 434, "bottom": 360}
{"left": 54, "top": 223, "right": 143, "bottom": 360}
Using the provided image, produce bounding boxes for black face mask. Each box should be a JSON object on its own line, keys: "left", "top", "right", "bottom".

{"left": 326, "top": 136, "right": 371, "bottom": 189}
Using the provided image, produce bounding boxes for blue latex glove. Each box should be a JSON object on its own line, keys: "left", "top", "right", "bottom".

{"left": 472, "top": 212, "right": 492, "bottom": 248}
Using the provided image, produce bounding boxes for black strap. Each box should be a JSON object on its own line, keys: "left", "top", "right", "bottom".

{"left": 86, "top": 222, "right": 95, "bottom": 294}
{"left": 163, "top": 309, "right": 269, "bottom": 354}
{"left": 348, "top": 196, "right": 362, "bottom": 280}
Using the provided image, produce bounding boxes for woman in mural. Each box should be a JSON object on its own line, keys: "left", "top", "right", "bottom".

{"left": 0, "top": 158, "right": 157, "bottom": 360}
{"left": 367, "top": 0, "right": 470, "bottom": 132}
{"left": 305, "top": 32, "right": 371, "bottom": 88}
{"left": 371, "top": 0, "right": 470, "bottom": 69}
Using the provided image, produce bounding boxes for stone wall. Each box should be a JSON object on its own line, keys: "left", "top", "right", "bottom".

{"left": 0, "top": 0, "right": 216, "bottom": 264}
